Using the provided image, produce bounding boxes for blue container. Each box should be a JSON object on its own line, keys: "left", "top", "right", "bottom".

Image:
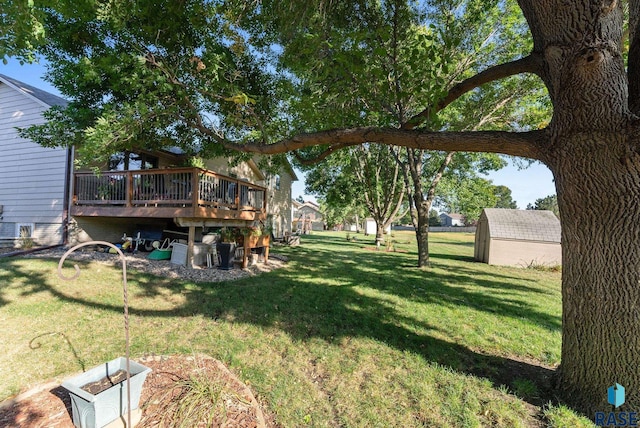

{"left": 61, "top": 357, "right": 151, "bottom": 428}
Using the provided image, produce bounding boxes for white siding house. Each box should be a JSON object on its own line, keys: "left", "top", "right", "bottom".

{"left": 439, "top": 212, "right": 465, "bottom": 227}
{"left": 265, "top": 169, "right": 297, "bottom": 238}
{"left": 0, "top": 75, "right": 71, "bottom": 246}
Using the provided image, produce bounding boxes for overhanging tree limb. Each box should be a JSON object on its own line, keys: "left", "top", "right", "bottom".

{"left": 402, "top": 54, "right": 543, "bottom": 130}
{"left": 285, "top": 55, "right": 544, "bottom": 165}
{"left": 292, "top": 141, "right": 364, "bottom": 165}
{"left": 224, "top": 128, "right": 546, "bottom": 160}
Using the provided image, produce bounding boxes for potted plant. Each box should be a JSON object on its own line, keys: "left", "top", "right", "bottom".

{"left": 62, "top": 357, "right": 151, "bottom": 428}
{"left": 239, "top": 226, "right": 262, "bottom": 247}
{"left": 57, "top": 241, "right": 151, "bottom": 428}
{"left": 216, "top": 227, "right": 236, "bottom": 270}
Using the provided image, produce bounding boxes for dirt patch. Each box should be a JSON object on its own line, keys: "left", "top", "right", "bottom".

{"left": 0, "top": 354, "right": 276, "bottom": 428}
{"left": 81, "top": 369, "right": 129, "bottom": 395}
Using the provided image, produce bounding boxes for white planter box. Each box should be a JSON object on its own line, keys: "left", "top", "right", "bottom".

{"left": 61, "top": 357, "right": 151, "bottom": 428}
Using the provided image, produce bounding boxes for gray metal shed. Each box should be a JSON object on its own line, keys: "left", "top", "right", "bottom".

{"left": 474, "top": 208, "right": 561, "bottom": 267}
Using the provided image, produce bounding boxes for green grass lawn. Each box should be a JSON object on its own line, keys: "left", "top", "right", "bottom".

{"left": 0, "top": 231, "right": 594, "bottom": 427}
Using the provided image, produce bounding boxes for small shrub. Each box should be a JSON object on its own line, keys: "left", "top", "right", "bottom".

{"left": 18, "top": 230, "right": 34, "bottom": 249}
{"left": 157, "top": 371, "right": 245, "bottom": 427}
{"left": 385, "top": 238, "right": 395, "bottom": 252}
{"left": 523, "top": 260, "right": 561, "bottom": 272}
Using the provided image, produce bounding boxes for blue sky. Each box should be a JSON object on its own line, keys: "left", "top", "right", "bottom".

{"left": 2, "top": 59, "right": 556, "bottom": 209}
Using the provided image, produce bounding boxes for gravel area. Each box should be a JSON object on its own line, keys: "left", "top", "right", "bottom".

{"left": 10, "top": 245, "right": 288, "bottom": 283}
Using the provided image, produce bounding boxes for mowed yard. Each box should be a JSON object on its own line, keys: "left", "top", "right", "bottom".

{"left": 0, "top": 231, "right": 593, "bottom": 427}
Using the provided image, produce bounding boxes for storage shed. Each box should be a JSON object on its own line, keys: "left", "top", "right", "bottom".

{"left": 474, "top": 208, "right": 561, "bottom": 267}
{"left": 364, "top": 218, "right": 391, "bottom": 235}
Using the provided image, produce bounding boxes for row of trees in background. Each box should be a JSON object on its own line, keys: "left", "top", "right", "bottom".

{"left": 285, "top": 0, "right": 547, "bottom": 267}
{"left": 310, "top": 164, "right": 524, "bottom": 232}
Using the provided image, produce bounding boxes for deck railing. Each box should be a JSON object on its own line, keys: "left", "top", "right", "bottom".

{"left": 73, "top": 167, "right": 267, "bottom": 214}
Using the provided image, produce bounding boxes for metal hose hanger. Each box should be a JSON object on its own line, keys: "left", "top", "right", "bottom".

{"left": 57, "top": 241, "right": 132, "bottom": 428}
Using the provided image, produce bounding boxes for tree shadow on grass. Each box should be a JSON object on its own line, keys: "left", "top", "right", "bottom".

{"left": 0, "top": 258, "right": 55, "bottom": 308}
{"left": 428, "top": 239, "right": 476, "bottom": 248}
{"left": 2, "top": 237, "right": 561, "bottom": 409}
{"left": 428, "top": 252, "right": 475, "bottom": 262}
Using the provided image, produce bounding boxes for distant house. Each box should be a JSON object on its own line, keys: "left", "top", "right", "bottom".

{"left": 293, "top": 200, "right": 324, "bottom": 233}
{"left": 474, "top": 208, "right": 561, "bottom": 267}
{"left": 0, "top": 74, "right": 297, "bottom": 258}
{"left": 439, "top": 212, "right": 465, "bottom": 227}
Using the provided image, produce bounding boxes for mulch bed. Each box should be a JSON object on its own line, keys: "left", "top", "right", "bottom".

{"left": 0, "top": 355, "right": 274, "bottom": 428}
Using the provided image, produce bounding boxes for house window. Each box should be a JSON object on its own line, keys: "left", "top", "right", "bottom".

{"left": 16, "top": 223, "right": 34, "bottom": 238}
{"left": 109, "top": 151, "right": 159, "bottom": 171}
{"left": 274, "top": 175, "right": 281, "bottom": 190}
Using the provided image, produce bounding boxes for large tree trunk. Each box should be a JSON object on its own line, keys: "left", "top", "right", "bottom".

{"left": 517, "top": 0, "right": 640, "bottom": 414}
{"left": 404, "top": 148, "right": 430, "bottom": 267}
{"left": 549, "top": 134, "right": 640, "bottom": 414}
{"left": 375, "top": 221, "right": 385, "bottom": 245}
{"left": 414, "top": 198, "right": 431, "bottom": 267}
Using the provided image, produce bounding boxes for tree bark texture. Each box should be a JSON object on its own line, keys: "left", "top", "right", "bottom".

{"left": 520, "top": 0, "right": 640, "bottom": 414}
{"left": 548, "top": 132, "right": 640, "bottom": 413}
{"left": 413, "top": 198, "right": 431, "bottom": 268}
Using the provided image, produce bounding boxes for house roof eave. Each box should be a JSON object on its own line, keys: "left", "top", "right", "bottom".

{"left": 0, "top": 74, "right": 68, "bottom": 109}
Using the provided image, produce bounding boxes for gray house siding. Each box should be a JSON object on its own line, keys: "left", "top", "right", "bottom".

{"left": 0, "top": 80, "right": 69, "bottom": 246}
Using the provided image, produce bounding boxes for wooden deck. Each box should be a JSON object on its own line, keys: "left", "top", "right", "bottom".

{"left": 71, "top": 167, "right": 267, "bottom": 222}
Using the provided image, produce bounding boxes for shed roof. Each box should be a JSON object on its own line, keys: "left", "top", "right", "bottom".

{"left": 440, "top": 212, "right": 464, "bottom": 220}
{"left": 0, "top": 74, "right": 67, "bottom": 108}
{"left": 482, "top": 208, "right": 561, "bottom": 243}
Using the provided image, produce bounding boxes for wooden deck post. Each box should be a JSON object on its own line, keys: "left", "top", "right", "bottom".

{"left": 126, "top": 171, "right": 133, "bottom": 208}
{"left": 191, "top": 170, "right": 199, "bottom": 216}
{"left": 187, "top": 226, "right": 196, "bottom": 269}
{"left": 242, "top": 235, "right": 250, "bottom": 269}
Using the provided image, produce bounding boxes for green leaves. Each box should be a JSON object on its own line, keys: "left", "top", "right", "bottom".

{"left": 0, "top": 0, "right": 47, "bottom": 63}
{"left": 436, "top": 177, "right": 499, "bottom": 223}
{"left": 7, "top": 1, "right": 289, "bottom": 161}
{"left": 4, "top": 0, "right": 548, "bottom": 176}
{"left": 526, "top": 194, "right": 558, "bottom": 217}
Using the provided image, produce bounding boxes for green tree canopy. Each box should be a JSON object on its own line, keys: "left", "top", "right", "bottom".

{"left": 492, "top": 185, "right": 518, "bottom": 209}
{"left": 526, "top": 194, "right": 558, "bottom": 217}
